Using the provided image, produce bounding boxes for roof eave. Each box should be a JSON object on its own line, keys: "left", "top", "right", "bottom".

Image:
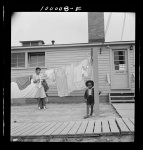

{"left": 11, "top": 41, "right": 135, "bottom": 50}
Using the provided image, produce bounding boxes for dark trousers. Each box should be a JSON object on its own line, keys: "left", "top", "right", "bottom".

{"left": 38, "top": 98, "right": 46, "bottom": 109}
{"left": 86, "top": 104, "right": 94, "bottom": 116}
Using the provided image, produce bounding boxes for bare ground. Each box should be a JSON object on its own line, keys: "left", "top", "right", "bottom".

{"left": 11, "top": 103, "right": 120, "bottom": 123}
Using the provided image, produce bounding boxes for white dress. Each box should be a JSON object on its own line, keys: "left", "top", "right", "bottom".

{"left": 32, "top": 73, "right": 46, "bottom": 98}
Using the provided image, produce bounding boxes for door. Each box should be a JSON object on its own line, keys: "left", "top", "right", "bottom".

{"left": 111, "top": 49, "right": 129, "bottom": 89}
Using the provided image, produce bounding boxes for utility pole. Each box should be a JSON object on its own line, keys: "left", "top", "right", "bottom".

{"left": 93, "top": 48, "right": 99, "bottom": 116}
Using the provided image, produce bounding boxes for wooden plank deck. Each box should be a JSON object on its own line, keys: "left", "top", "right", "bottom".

{"left": 68, "top": 121, "right": 82, "bottom": 135}
{"left": 28, "top": 122, "right": 53, "bottom": 136}
{"left": 13, "top": 123, "right": 40, "bottom": 136}
{"left": 108, "top": 119, "right": 120, "bottom": 134}
{"left": 94, "top": 120, "right": 102, "bottom": 134}
{"left": 51, "top": 122, "right": 69, "bottom": 135}
{"left": 43, "top": 122, "right": 63, "bottom": 136}
{"left": 85, "top": 120, "right": 95, "bottom": 134}
{"left": 102, "top": 120, "right": 111, "bottom": 134}
{"left": 34, "top": 122, "right": 57, "bottom": 136}
{"left": 112, "top": 103, "right": 135, "bottom": 118}
{"left": 11, "top": 123, "right": 35, "bottom": 135}
{"left": 129, "top": 118, "right": 134, "bottom": 124}
{"left": 11, "top": 117, "right": 134, "bottom": 140}
{"left": 122, "top": 118, "right": 134, "bottom": 132}
{"left": 60, "top": 121, "right": 75, "bottom": 135}
{"left": 115, "top": 118, "right": 130, "bottom": 134}
{"left": 20, "top": 122, "right": 51, "bottom": 136}
{"left": 76, "top": 121, "right": 88, "bottom": 135}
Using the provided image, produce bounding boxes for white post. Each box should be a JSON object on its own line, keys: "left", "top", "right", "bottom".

{"left": 93, "top": 48, "right": 99, "bottom": 116}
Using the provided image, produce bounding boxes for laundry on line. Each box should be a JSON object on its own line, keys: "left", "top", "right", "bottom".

{"left": 11, "top": 75, "right": 32, "bottom": 90}
{"left": 11, "top": 57, "right": 93, "bottom": 98}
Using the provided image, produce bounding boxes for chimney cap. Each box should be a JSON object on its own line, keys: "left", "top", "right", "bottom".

{"left": 51, "top": 40, "right": 55, "bottom": 45}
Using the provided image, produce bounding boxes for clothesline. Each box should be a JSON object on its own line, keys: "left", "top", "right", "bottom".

{"left": 11, "top": 57, "right": 93, "bottom": 98}
{"left": 44, "top": 57, "right": 91, "bottom": 73}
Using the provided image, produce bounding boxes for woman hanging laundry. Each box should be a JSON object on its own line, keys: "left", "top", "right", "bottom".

{"left": 32, "top": 67, "right": 47, "bottom": 109}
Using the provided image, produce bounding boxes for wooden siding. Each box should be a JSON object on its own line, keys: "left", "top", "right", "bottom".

{"left": 11, "top": 44, "right": 135, "bottom": 97}
{"left": 11, "top": 68, "right": 47, "bottom": 79}
{"left": 97, "top": 47, "right": 111, "bottom": 95}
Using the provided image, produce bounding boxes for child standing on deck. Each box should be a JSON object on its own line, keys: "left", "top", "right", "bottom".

{"left": 84, "top": 80, "right": 94, "bottom": 119}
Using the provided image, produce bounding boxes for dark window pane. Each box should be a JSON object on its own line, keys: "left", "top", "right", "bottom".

{"left": 30, "top": 56, "right": 37, "bottom": 62}
{"left": 119, "top": 61, "right": 125, "bottom": 64}
{"left": 114, "top": 61, "right": 119, "bottom": 65}
{"left": 11, "top": 53, "right": 17, "bottom": 59}
{"left": 18, "top": 62, "right": 25, "bottom": 67}
{"left": 11, "top": 59, "right": 17, "bottom": 64}
{"left": 28, "top": 52, "right": 45, "bottom": 67}
{"left": 114, "top": 55, "right": 119, "bottom": 61}
{"left": 38, "top": 55, "right": 44, "bottom": 61}
{"left": 38, "top": 62, "right": 44, "bottom": 66}
{"left": 114, "top": 51, "right": 125, "bottom": 56}
{"left": 118, "top": 51, "right": 125, "bottom": 55}
{"left": 11, "top": 63, "right": 17, "bottom": 67}
{"left": 18, "top": 53, "right": 25, "bottom": 59}
{"left": 115, "top": 66, "right": 119, "bottom": 70}
{"left": 114, "top": 51, "right": 118, "bottom": 55}
{"left": 11, "top": 53, "right": 25, "bottom": 68}
{"left": 29, "top": 63, "right": 37, "bottom": 67}
{"left": 119, "top": 55, "right": 125, "bottom": 60}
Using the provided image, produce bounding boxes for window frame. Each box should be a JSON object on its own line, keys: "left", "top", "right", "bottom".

{"left": 27, "top": 51, "right": 46, "bottom": 69}
{"left": 11, "top": 52, "right": 26, "bottom": 69}
{"left": 113, "top": 49, "right": 127, "bottom": 72}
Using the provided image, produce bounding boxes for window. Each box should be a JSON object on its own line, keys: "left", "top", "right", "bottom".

{"left": 28, "top": 52, "right": 45, "bottom": 67}
{"left": 114, "top": 51, "right": 126, "bottom": 71}
{"left": 11, "top": 53, "right": 25, "bottom": 68}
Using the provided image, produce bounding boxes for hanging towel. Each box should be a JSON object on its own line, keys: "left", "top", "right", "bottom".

{"left": 65, "top": 64, "right": 75, "bottom": 93}
{"left": 54, "top": 66, "right": 69, "bottom": 97}
{"left": 45, "top": 69, "right": 56, "bottom": 85}
{"left": 81, "top": 59, "right": 89, "bottom": 77}
{"left": 73, "top": 62, "right": 86, "bottom": 90}
{"left": 11, "top": 75, "right": 32, "bottom": 90}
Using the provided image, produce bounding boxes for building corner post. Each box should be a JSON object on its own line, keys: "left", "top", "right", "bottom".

{"left": 93, "top": 47, "right": 99, "bottom": 116}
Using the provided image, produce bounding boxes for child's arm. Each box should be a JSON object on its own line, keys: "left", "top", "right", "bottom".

{"left": 83, "top": 90, "right": 87, "bottom": 103}
{"left": 84, "top": 90, "right": 87, "bottom": 99}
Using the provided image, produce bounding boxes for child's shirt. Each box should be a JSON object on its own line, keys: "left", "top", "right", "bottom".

{"left": 88, "top": 88, "right": 93, "bottom": 96}
{"left": 84, "top": 88, "right": 94, "bottom": 100}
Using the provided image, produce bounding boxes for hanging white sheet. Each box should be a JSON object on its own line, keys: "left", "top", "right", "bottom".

{"left": 54, "top": 66, "right": 69, "bottom": 97}
{"left": 73, "top": 62, "right": 86, "bottom": 90}
{"left": 11, "top": 79, "right": 40, "bottom": 99}
{"left": 65, "top": 64, "right": 75, "bottom": 93}
{"left": 45, "top": 69, "right": 56, "bottom": 85}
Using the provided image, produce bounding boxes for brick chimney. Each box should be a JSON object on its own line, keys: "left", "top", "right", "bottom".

{"left": 88, "top": 12, "right": 105, "bottom": 43}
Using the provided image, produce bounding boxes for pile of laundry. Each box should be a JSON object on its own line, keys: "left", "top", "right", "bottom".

{"left": 11, "top": 58, "right": 93, "bottom": 98}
